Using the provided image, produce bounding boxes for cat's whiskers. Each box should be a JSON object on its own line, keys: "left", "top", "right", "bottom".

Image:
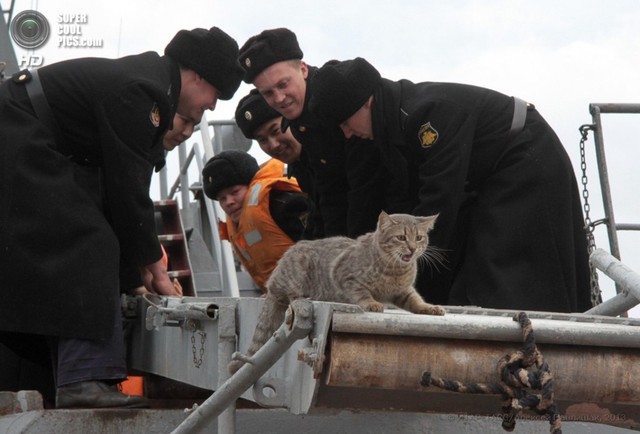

{"left": 373, "top": 249, "right": 410, "bottom": 275}
{"left": 418, "top": 246, "right": 450, "bottom": 273}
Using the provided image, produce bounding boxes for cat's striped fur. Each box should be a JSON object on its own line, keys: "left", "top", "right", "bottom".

{"left": 228, "top": 211, "right": 445, "bottom": 374}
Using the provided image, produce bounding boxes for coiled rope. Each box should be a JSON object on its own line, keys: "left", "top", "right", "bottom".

{"left": 420, "top": 311, "right": 561, "bottom": 433}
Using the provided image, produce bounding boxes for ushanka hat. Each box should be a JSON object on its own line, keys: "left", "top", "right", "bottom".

{"left": 165, "top": 27, "right": 244, "bottom": 100}
{"left": 238, "top": 28, "right": 303, "bottom": 83}
{"left": 235, "top": 89, "right": 281, "bottom": 139}
{"left": 308, "top": 57, "right": 382, "bottom": 125}
{"left": 202, "top": 150, "right": 260, "bottom": 200}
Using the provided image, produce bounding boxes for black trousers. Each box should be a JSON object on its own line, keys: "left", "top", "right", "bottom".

{"left": 1, "top": 296, "right": 127, "bottom": 390}
{"left": 53, "top": 298, "right": 127, "bottom": 387}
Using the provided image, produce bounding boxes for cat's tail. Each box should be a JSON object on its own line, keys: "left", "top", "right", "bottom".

{"left": 228, "top": 293, "right": 289, "bottom": 374}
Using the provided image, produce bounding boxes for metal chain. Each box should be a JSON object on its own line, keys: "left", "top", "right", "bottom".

{"left": 191, "top": 330, "right": 206, "bottom": 368}
{"left": 578, "top": 124, "right": 602, "bottom": 306}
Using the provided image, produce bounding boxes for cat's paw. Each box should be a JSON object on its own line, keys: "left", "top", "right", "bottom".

{"left": 228, "top": 360, "right": 244, "bottom": 375}
{"left": 417, "top": 304, "right": 446, "bottom": 316}
{"left": 364, "top": 301, "right": 385, "bottom": 312}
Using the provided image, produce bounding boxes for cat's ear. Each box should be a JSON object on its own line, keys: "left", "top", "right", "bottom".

{"left": 377, "top": 211, "right": 395, "bottom": 230}
{"left": 419, "top": 213, "right": 439, "bottom": 231}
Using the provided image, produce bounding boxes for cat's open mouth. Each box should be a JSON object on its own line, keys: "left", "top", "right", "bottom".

{"left": 401, "top": 254, "right": 413, "bottom": 262}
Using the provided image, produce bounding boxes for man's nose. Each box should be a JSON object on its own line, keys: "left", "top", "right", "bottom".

{"left": 273, "top": 89, "right": 286, "bottom": 103}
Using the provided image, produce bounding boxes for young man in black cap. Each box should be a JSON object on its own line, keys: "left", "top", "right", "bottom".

{"left": 202, "top": 150, "right": 313, "bottom": 291}
{"left": 308, "top": 57, "right": 593, "bottom": 314}
{"left": 235, "top": 89, "right": 323, "bottom": 237}
{"left": 238, "top": 28, "right": 387, "bottom": 238}
{"left": 0, "top": 27, "right": 244, "bottom": 408}
{"left": 235, "top": 89, "right": 303, "bottom": 166}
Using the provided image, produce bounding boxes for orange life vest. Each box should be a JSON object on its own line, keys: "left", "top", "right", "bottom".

{"left": 218, "top": 159, "right": 302, "bottom": 290}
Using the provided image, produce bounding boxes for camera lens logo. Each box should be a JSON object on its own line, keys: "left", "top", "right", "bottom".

{"left": 10, "top": 10, "right": 50, "bottom": 49}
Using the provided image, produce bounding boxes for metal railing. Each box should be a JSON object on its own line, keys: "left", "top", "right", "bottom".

{"left": 156, "top": 115, "right": 251, "bottom": 298}
{"left": 581, "top": 103, "right": 640, "bottom": 314}
{"left": 587, "top": 103, "right": 640, "bottom": 260}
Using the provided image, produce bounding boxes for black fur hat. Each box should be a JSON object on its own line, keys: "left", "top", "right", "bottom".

{"left": 202, "top": 150, "right": 259, "bottom": 200}
{"left": 308, "top": 57, "right": 381, "bottom": 125}
{"left": 235, "top": 89, "right": 281, "bottom": 139}
{"left": 238, "top": 28, "right": 303, "bottom": 83}
{"left": 165, "top": 27, "right": 244, "bottom": 100}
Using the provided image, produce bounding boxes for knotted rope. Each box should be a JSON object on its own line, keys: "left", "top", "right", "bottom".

{"left": 420, "top": 311, "right": 561, "bottom": 433}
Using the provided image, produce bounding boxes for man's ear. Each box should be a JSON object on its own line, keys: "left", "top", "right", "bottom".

{"left": 192, "top": 71, "right": 204, "bottom": 84}
{"left": 180, "top": 68, "right": 198, "bottom": 85}
{"left": 364, "top": 95, "right": 374, "bottom": 109}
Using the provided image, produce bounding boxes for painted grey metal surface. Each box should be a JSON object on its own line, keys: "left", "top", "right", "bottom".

{"left": 171, "top": 300, "right": 315, "bottom": 434}
{"left": 128, "top": 297, "right": 361, "bottom": 414}
{"left": 128, "top": 295, "right": 227, "bottom": 391}
{"left": 129, "top": 295, "right": 640, "bottom": 433}
{"left": 2, "top": 408, "right": 635, "bottom": 434}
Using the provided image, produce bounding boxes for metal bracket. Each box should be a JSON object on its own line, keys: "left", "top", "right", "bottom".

{"left": 170, "top": 299, "right": 314, "bottom": 434}
{"left": 143, "top": 294, "right": 219, "bottom": 330}
{"left": 297, "top": 302, "right": 363, "bottom": 378}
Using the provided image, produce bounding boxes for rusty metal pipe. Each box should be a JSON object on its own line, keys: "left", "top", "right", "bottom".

{"left": 325, "top": 332, "right": 640, "bottom": 405}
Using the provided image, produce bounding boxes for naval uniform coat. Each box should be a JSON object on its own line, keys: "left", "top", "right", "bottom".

{"left": 284, "top": 66, "right": 387, "bottom": 238}
{"left": 286, "top": 148, "right": 323, "bottom": 239}
{"left": 0, "top": 53, "right": 180, "bottom": 341}
{"left": 373, "top": 78, "right": 592, "bottom": 313}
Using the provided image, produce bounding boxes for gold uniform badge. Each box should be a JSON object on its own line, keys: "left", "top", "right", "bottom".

{"left": 149, "top": 102, "right": 161, "bottom": 127}
{"left": 418, "top": 122, "right": 438, "bottom": 148}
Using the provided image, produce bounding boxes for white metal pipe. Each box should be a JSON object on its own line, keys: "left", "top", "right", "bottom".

{"left": 589, "top": 248, "right": 640, "bottom": 305}
{"left": 178, "top": 143, "right": 191, "bottom": 227}
{"left": 331, "top": 309, "right": 640, "bottom": 348}
{"left": 217, "top": 304, "right": 237, "bottom": 434}
{"left": 585, "top": 291, "right": 639, "bottom": 316}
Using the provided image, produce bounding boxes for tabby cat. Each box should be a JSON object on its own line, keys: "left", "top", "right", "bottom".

{"left": 228, "top": 211, "right": 445, "bottom": 374}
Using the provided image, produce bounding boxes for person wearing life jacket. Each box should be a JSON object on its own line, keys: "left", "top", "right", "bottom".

{"left": 202, "top": 150, "right": 314, "bottom": 292}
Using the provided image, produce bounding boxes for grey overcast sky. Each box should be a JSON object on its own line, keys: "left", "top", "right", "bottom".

{"left": 5, "top": 0, "right": 640, "bottom": 314}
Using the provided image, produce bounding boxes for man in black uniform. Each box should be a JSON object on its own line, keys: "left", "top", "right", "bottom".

{"left": 238, "top": 28, "right": 387, "bottom": 238}
{"left": 308, "top": 57, "right": 593, "bottom": 313}
{"left": 0, "top": 27, "right": 244, "bottom": 408}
